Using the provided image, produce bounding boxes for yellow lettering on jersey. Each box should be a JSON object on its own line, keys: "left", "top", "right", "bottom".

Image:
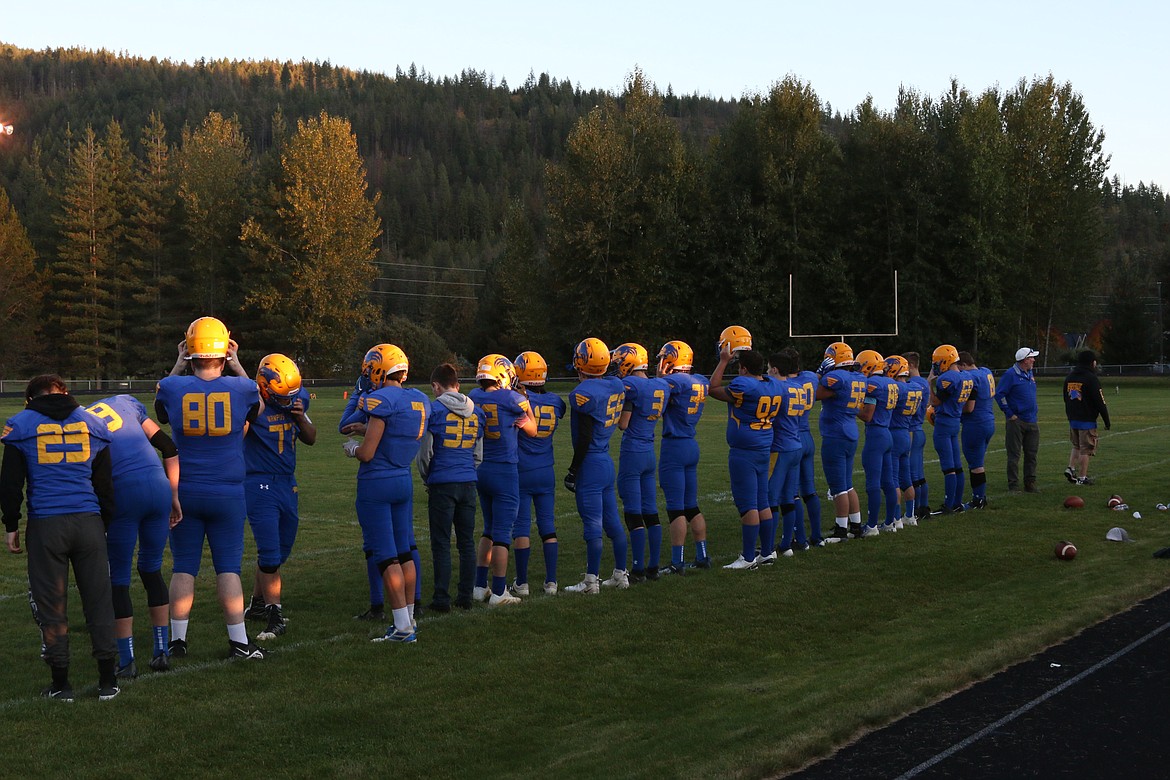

{"left": 686, "top": 384, "right": 707, "bottom": 415}
{"left": 904, "top": 389, "right": 923, "bottom": 416}
{"left": 649, "top": 389, "right": 666, "bottom": 420}
{"left": 750, "top": 395, "right": 784, "bottom": 430}
{"left": 604, "top": 393, "right": 623, "bottom": 427}
{"left": 35, "top": 421, "right": 91, "bottom": 464}
{"left": 534, "top": 407, "right": 557, "bottom": 439}
{"left": 443, "top": 413, "right": 479, "bottom": 448}
{"left": 180, "top": 392, "right": 233, "bottom": 437}
{"left": 886, "top": 384, "right": 899, "bottom": 411}
{"left": 411, "top": 401, "right": 427, "bottom": 440}
{"left": 86, "top": 402, "right": 124, "bottom": 433}
{"left": 482, "top": 403, "right": 501, "bottom": 440}
{"left": 958, "top": 379, "right": 974, "bottom": 403}
{"left": 848, "top": 380, "right": 867, "bottom": 410}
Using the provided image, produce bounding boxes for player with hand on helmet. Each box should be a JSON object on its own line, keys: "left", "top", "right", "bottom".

{"left": 242, "top": 354, "right": 317, "bottom": 642}
{"left": 816, "top": 341, "right": 867, "bottom": 542}
{"left": 468, "top": 354, "right": 538, "bottom": 606}
{"left": 563, "top": 338, "right": 628, "bottom": 594}
{"left": 856, "top": 350, "right": 899, "bottom": 536}
{"left": 612, "top": 343, "right": 672, "bottom": 582}
{"left": 511, "top": 351, "right": 565, "bottom": 596}
{"left": 928, "top": 344, "right": 974, "bottom": 514}
{"left": 155, "top": 316, "right": 267, "bottom": 660}
{"left": 656, "top": 340, "right": 711, "bottom": 572}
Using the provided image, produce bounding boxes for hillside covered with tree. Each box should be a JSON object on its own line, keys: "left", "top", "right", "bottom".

{"left": 0, "top": 43, "right": 1166, "bottom": 379}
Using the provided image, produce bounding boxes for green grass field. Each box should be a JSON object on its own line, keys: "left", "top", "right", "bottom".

{"left": 1, "top": 378, "right": 1167, "bottom": 778}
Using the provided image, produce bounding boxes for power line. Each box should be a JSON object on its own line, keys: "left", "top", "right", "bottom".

{"left": 368, "top": 289, "right": 479, "bottom": 300}
{"left": 375, "top": 277, "right": 484, "bottom": 287}
{"left": 372, "top": 260, "right": 486, "bottom": 273}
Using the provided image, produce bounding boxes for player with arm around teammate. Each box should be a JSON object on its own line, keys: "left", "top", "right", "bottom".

{"left": 816, "top": 342, "right": 867, "bottom": 542}
{"left": 86, "top": 393, "right": 182, "bottom": 677}
{"left": 155, "top": 317, "right": 268, "bottom": 660}
{"left": 709, "top": 327, "right": 781, "bottom": 570}
{"left": 563, "top": 338, "right": 628, "bottom": 593}
{"left": 512, "top": 351, "right": 565, "bottom": 596}
{"left": 856, "top": 350, "right": 899, "bottom": 535}
{"left": 343, "top": 344, "right": 428, "bottom": 642}
{"left": 612, "top": 343, "right": 671, "bottom": 582}
{"left": 956, "top": 351, "right": 995, "bottom": 509}
{"left": 766, "top": 350, "right": 806, "bottom": 558}
{"left": 242, "top": 354, "right": 317, "bottom": 642}
{"left": 656, "top": 340, "right": 711, "bottom": 573}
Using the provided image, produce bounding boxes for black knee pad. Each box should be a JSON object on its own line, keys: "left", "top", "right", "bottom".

{"left": 769, "top": 505, "right": 780, "bottom": 517}
{"left": 492, "top": 540, "right": 511, "bottom": 551}
{"left": 376, "top": 557, "right": 397, "bottom": 574}
{"left": 954, "top": 469, "right": 964, "bottom": 478}
{"left": 684, "top": 507, "right": 701, "bottom": 521}
{"left": 913, "top": 478, "right": 927, "bottom": 488}
{"left": 481, "top": 533, "right": 494, "bottom": 542}
{"left": 624, "top": 512, "right": 645, "bottom": 532}
{"left": 397, "top": 551, "right": 415, "bottom": 566}
{"left": 540, "top": 532, "right": 558, "bottom": 543}
{"left": 137, "top": 569, "right": 168, "bottom": 608}
{"left": 780, "top": 503, "right": 796, "bottom": 515}
{"left": 802, "top": 492, "right": 820, "bottom": 504}
{"left": 258, "top": 563, "right": 280, "bottom": 575}
{"left": 410, "top": 544, "right": 418, "bottom": 554}
{"left": 112, "top": 584, "right": 133, "bottom": 620}
{"left": 644, "top": 513, "right": 660, "bottom": 528}
{"left": 971, "top": 471, "right": 986, "bottom": 487}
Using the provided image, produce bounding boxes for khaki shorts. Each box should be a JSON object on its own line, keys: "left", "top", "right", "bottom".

{"left": 1069, "top": 427, "right": 1098, "bottom": 455}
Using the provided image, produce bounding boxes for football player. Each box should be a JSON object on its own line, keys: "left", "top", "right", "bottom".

{"left": 780, "top": 347, "right": 823, "bottom": 547}
{"left": 766, "top": 350, "right": 805, "bottom": 557}
{"left": 903, "top": 352, "right": 932, "bottom": 518}
{"left": 884, "top": 356, "right": 918, "bottom": 527}
{"left": 856, "top": 350, "right": 899, "bottom": 535}
{"left": 956, "top": 351, "right": 995, "bottom": 509}
{"left": 928, "top": 345, "right": 974, "bottom": 514}
{"left": 611, "top": 343, "right": 671, "bottom": 582}
{"left": 156, "top": 317, "right": 267, "bottom": 659}
{"left": 709, "top": 327, "right": 781, "bottom": 570}
{"left": 343, "top": 344, "right": 429, "bottom": 642}
{"left": 563, "top": 338, "right": 628, "bottom": 593}
{"left": 511, "top": 351, "right": 564, "bottom": 596}
{"left": 468, "top": 354, "right": 538, "bottom": 606}
{"left": 417, "top": 363, "right": 484, "bottom": 612}
{"left": 339, "top": 368, "right": 388, "bottom": 621}
{"left": 243, "top": 354, "right": 317, "bottom": 642}
{"left": 655, "top": 340, "right": 710, "bottom": 573}
{"left": 86, "top": 393, "right": 182, "bottom": 676}
{"left": 816, "top": 342, "right": 867, "bottom": 541}
{"left": 3, "top": 375, "right": 119, "bottom": 701}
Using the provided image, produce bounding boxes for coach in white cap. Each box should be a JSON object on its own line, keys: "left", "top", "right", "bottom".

{"left": 996, "top": 347, "right": 1040, "bottom": 491}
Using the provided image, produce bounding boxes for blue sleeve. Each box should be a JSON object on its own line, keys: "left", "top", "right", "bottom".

{"left": 996, "top": 372, "right": 1016, "bottom": 416}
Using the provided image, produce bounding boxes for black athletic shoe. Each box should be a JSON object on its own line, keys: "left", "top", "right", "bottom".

{"left": 98, "top": 683, "right": 120, "bottom": 702}
{"left": 148, "top": 653, "right": 170, "bottom": 673}
{"left": 41, "top": 685, "right": 75, "bottom": 702}
{"left": 916, "top": 505, "right": 932, "bottom": 520}
{"left": 115, "top": 660, "right": 138, "bottom": 680}
{"left": 453, "top": 598, "right": 473, "bottom": 610}
{"left": 645, "top": 566, "right": 660, "bottom": 581}
{"left": 1064, "top": 466, "right": 1077, "bottom": 484}
{"left": 969, "top": 496, "right": 988, "bottom": 510}
{"left": 630, "top": 569, "right": 647, "bottom": 584}
{"left": 168, "top": 638, "right": 188, "bottom": 658}
{"left": 691, "top": 557, "right": 712, "bottom": 570}
{"left": 825, "top": 526, "right": 850, "bottom": 544}
{"left": 847, "top": 522, "right": 863, "bottom": 539}
{"left": 661, "top": 563, "right": 687, "bottom": 576}
{"left": 354, "top": 607, "right": 386, "bottom": 622}
{"left": 244, "top": 594, "right": 267, "bottom": 621}
{"left": 256, "top": 604, "right": 286, "bottom": 641}
{"left": 414, "top": 601, "right": 426, "bottom": 621}
{"left": 228, "top": 640, "right": 267, "bottom": 660}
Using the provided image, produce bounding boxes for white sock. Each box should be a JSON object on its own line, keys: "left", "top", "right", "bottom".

{"left": 171, "top": 618, "right": 189, "bottom": 642}
{"left": 836, "top": 517, "right": 848, "bottom": 529}
{"left": 848, "top": 512, "right": 862, "bottom": 524}
{"left": 407, "top": 603, "right": 415, "bottom": 620}
{"left": 392, "top": 607, "right": 411, "bottom": 632}
{"left": 227, "top": 622, "right": 248, "bottom": 645}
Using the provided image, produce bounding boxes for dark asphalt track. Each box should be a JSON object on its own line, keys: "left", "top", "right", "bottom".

{"left": 791, "top": 586, "right": 1170, "bottom": 779}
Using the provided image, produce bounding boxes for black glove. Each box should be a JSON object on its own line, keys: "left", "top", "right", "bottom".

{"left": 563, "top": 470, "right": 577, "bottom": 493}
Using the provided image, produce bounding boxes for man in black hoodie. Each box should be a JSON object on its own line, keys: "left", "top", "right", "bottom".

{"left": 1063, "top": 351, "right": 1111, "bottom": 486}
{"left": 1, "top": 375, "right": 119, "bottom": 701}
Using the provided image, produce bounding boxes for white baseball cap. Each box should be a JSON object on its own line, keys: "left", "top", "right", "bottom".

{"left": 1105, "top": 526, "right": 1133, "bottom": 542}
{"left": 1015, "top": 347, "right": 1039, "bottom": 362}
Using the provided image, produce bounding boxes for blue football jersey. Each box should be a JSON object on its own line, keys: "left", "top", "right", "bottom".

{"left": 423, "top": 397, "right": 484, "bottom": 484}
{"left": 518, "top": 389, "right": 565, "bottom": 470}
{"left": 792, "top": 370, "right": 818, "bottom": 434}
{"left": 358, "top": 385, "right": 429, "bottom": 477}
{"left": 87, "top": 395, "right": 165, "bottom": 480}
{"left": 819, "top": 368, "right": 866, "bottom": 441}
{"left": 934, "top": 368, "right": 973, "bottom": 420}
{"left": 2, "top": 405, "right": 111, "bottom": 518}
{"left": 770, "top": 376, "right": 803, "bottom": 453}
{"left": 725, "top": 374, "right": 783, "bottom": 451}
{"left": 569, "top": 376, "right": 625, "bottom": 455}
{"left": 660, "top": 372, "right": 708, "bottom": 439}
{"left": 156, "top": 374, "right": 259, "bottom": 489}
{"left": 245, "top": 388, "right": 311, "bottom": 475}
{"left": 962, "top": 367, "right": 997, "bottom": 425}
{"left": 907, "top": 376, "right": 930, "bottom": 430}
{"left": 865, "top": 374, "right": 898, "bottom": 428}
{"left": 620, "top": 375, "right": 671, "bottom": 453}
{"left": 889, "top": 379, "right": 914, "bottom": 430}
{"left": 468, "top": 387, "right": 532, "bottom": 464}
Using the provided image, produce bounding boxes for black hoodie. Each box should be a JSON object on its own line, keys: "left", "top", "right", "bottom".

{"left": 1, "top": 394, "right": 115, "bottom": 532}
{"left": 1063, "top": 365, "right": 1111, "bottom": 429}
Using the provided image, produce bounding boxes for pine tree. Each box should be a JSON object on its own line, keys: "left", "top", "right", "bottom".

{"left": 0, "top": 186, "right": 44, "bottom": 378}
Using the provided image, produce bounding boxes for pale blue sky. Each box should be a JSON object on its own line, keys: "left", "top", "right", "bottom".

{"left": 3, "top": 1, "right": 1166, "bottom": 187}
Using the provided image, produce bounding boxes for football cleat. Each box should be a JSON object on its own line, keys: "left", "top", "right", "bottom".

{"left": 880, "top": 522, "right": 897, "bottom": 533}
{"left": 969, "top": 497, "right": 988, "bottom": 510}
{"left": 168, "top": 638, "right": 188, "bottom": 658}
{"left": 861, "top": 525, "right": 880, "bottom": 538}
{"left": 825, "top": 526, "right": 850, "bottom": 543}
{"left": 564, "top": 575, "right": 600, "bottom": 594}
{"left": 476, "top": 353, "right": 517, "bottom": 390}
{"left": 718, "top": 326, "right": 753, "bottom": 356}
{"left": 115, "top": 661, "right": 138, "bottom": 680}
{"left": 656, "top": 340, "right": 694, "bottom": 375}
{"left": 723, "top": 555, "right": 759, "bottom": 570}
{"left": 895, "top": 518, "right": 905, "bottom": 530}
{"left": 488, "top": 591, "right": 522, "bottom": 607}
{"left": 856, "top": 350, "right": 886, "bottom": 377}
{"left": 1076, "top": 476, "right": 1095, "bottom": 486}
{"left": 472, "top": 586, "right": 490, "bottom": 602}
{"left": 148, "top": 653, "right": 171, "bottom": 673}
{"left": 184, "top": 316, "right": 230, "bottom": 359}
{"left": 256, "top": 354, "right": 302, "bottom": 410}
{"left": 245, "top": 594, "right": 267, "bottom": 621}
{"left": 848, "top": 522, "right": 864, "bottom": 539}
{"left": 509, "top": 581, "right": 530, "bottom": 597}
{"left": 610, "top": 343, "right": 649, "bottom": 378}
{"left": 629, "top": 569, "right": 647, "bottom": 584}
{"left": 256, "top": 604, "right": 286, "bottom": 641}
{"left": 41, "top": 685, "right": 75, "bottom": 702}
{"left": 373, "top": 628, "right": 417, "bottom": 643}
{"left": 782, "top": 547, "right": 795, "bottom": 557}
{"left": 359, "top": 344, "right": 409, "bottom": 392}
{"left": 692, "top": 557, "right": 713, "bottom": 570}
{"left": 1064, "top": 466, "right": 1077, "bottom": 484}
{"left": 601, "top": 568, "right": 630, "bottom": 589}
{"left": 543, "top": 581, "right": 558, "bottom": 596}
{"left": 661, "top": 563, "right": 687, "bottom": 576}
{"left": 228, "top": 640, "right": 268, "bottom": 660}
{"left": 824, "top": 341, "right": 855, "bottom": 367}
{"left": 514, "top": 351, "right": 548, "bottom": 387}
{"left": 98, "top": 684, "right": 121, "bottom": 702}
{"left": 903, "top": 516, "right": 919, "bottom": 527}
{"left": 572, "top": 338, "right": 611, "bottom": 377}
{"left": 354, "top": 606, "right": 386, "bottom": 621}
{"left": 885, "top": 355, "right": 910, "bottom": 378}
{"left": 757, "top": 551, "right": 778, "bottom": 566}
{"left": 931, "top": 344, "right": 959, "bottom": 374}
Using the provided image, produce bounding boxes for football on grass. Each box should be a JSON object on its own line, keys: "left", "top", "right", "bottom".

{"left": 1064, "top": 495, "right": 1085, "bottom": 509}
{"left": 1055, "top": 541, "right": 1078, "bottom": 560}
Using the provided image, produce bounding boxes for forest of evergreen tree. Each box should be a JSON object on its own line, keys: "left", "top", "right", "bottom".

{"left": 0, "top": 43, "right": 1166, "bottom": 380}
